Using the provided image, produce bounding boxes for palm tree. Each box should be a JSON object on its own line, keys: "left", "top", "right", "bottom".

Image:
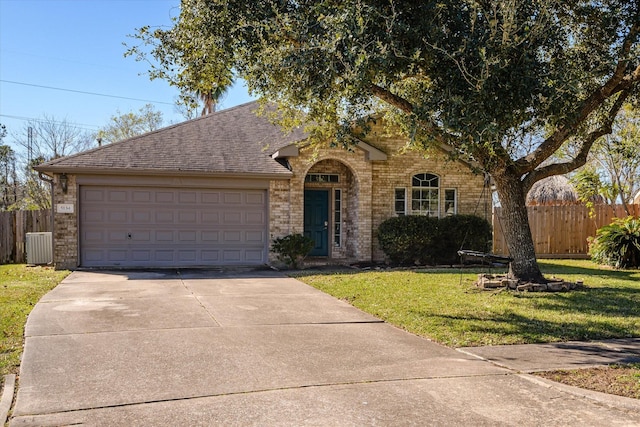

{"left": 197, "top": 82, "right": 231, "bottom": 116}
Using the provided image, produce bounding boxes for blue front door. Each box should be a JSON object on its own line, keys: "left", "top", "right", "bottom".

{"left": 304, "top": 190, "right": 329, "bottom": 256}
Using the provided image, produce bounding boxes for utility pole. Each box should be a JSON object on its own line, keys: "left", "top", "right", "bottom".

{"left": 27, "top": 126, "right": 33, "bottom": 163}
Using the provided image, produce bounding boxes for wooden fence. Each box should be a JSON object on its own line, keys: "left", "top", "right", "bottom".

{"left": 493, "top": 204, "right": 640, "bottom": 258}
{"left": 0, "top": 210, "right": 52, "bottom": 264}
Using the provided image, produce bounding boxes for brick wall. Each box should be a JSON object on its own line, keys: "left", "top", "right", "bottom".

{"left": 52, "top": 173, "right": 79, "bottom": 270}
{"left": 268, "top": 144, "right": 374, "bottom": 263}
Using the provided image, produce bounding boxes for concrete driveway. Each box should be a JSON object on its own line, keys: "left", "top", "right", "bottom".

{"left": 10, "top": 269, "right": 640, "bottom": 426}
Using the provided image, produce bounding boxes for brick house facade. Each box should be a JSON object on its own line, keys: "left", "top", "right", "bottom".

{"left": 37, "top": 102, "right": 489, "bottom": 270}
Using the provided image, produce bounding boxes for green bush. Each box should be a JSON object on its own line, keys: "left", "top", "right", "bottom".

{"left": 435, "top": 215, "right": 493, "bottom": 264}
{"left": 271, "top": 233, "right": 315, "bottom": 269}
{"left": 589, "top": 216, "right": 640, "bottom": 269}
{"left": 377, "top": 214, "right": 492, "bottom": 266}
{"left": 377, "top": 215, "right": 439, "bottom": 265}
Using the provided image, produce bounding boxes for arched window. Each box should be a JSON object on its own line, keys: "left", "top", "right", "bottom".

{"left": 411, "top": 173, "right": 439, "bottom": 216}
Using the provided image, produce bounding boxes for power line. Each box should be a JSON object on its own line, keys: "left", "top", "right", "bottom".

{"left": 0, "top": 114, "right": 101, "bottom": 131}
{"left": 0, "top": 79, "right": 174, "bottom": 105}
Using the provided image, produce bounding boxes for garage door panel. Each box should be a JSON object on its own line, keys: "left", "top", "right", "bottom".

{"left": 83, "top": 250, "right": 103, "bottom": 262}
{"left": 107, "top": 231, "right": 128, "bottom": 242}
{"left": 83, "top": 209, "right": 104, "bottom": 222}
{"left": 132, "top": 250, "right": 151, "bottom": 262}
{"left": 83, "top": 189, "right": 105, "bottom": 202}
{"left": 108, "top": 211, "right": 128, "bottom": 222}
{"left": 201, "top": 250, "right": 220, "bottom": 262}
{"left": 246, "top": 211, "right": 265, "bottom": 225}
{"left": 246, "top": 231, "right": 265, "bottom": 243}
{"left": 223, "top": 192, "right": 242, "bottom": 204}
{"left": 178, "top": 211, "right": 197, "bottom": 223}
{"left": 156, "top": 231, "right": 174, "bottom": 241}
{"left": 155, "top": 192, "right": 175, "bottom": 203}
{"left": 80, "top": 186, "right": 268, "bottom": 267}
{"left": 179, "top": 192, "right": 197, "bottom": 203}
{"left": 245, "top": 250, "right": 265, "bottom": 262}
{"left": 132, "top": 191, "right": 152, "bottom": 203}
{"left": 202, "top": 212, "right": 220, "bottom": 223}
{"left": 108, "top": 191, "right": 128, "bottom": 203}
{"left": 223, "top": 211, "right": 242, "bottom": 224}
{"left": 222, "top": 250, "right": 242, "bottom": 262}
{"left": 156, "top": 211, "right": 174, "bottom": 222}
{"left": 83, "top": 229, "right": 103, "bottom": 241}
{"left": 133, "top": 211, "right": 151, "bottom": 222}
{"left": 108, "top": 250, "right": 127, "bottom": 262}
{"left": 156, "top": 251, "right": 174, "bottom": 262}
{"left": 246, "top": 192, "right": 265, "bottom": 204}
{"left": 201, "top": 192, "right": 220, "bottom": 204}
{"left": 201, "top": 231, "right": 220, "bottom": 242}
{"left": 178, "top": 231, "right": 197, "bottom": 243}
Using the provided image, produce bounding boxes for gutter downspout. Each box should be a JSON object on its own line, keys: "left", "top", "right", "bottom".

{"left": 37, "top": 172, "right": 54, "bottom": 266}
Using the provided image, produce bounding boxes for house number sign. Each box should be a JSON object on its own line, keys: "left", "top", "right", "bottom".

{"left": 56, "top": 204, "right": 74, "bottom": 214}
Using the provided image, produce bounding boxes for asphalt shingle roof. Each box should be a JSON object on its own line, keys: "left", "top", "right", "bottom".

{"left": 36, "top": 102, "right": 306, "bottom": 177}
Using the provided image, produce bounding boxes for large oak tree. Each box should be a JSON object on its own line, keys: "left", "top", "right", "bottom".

{"left": 129, "top": 0, "right": 640, "bottom": 282}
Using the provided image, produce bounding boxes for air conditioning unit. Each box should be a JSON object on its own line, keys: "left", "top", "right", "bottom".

{"left": 26, "top": 232, "right": 53, "bottom": 265}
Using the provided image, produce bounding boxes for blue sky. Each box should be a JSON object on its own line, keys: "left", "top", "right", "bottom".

{"left": 0, "top": 0, "right": 255, "bottom": 154}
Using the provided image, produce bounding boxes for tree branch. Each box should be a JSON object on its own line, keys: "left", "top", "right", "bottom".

{"left": 369, "top": 83, "right": 414, "bottom": 113}
{"left": 515, "top": 23, "right": 640, "bottom": 175}
{"left": 522, "top": 88, "right": 632, "bottom": 193}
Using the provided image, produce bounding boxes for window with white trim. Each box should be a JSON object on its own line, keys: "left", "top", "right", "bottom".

{"left": 411, "top": 173, "right": 439, "bottom": 216}
{"left": 334, "top": 189, "right": 342, "bottom": 247}
{"left": 444, "top": 189, "right": 457, "bottom": 216}
{"left": 305, "top": 174, "right": 339, "bottom": 183}
{"left": 394, "top": 188, "right": 407, "bottom": 216}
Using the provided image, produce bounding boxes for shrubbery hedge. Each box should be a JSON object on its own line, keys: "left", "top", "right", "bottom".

{"left": 377, "top": 214, "right": 492, "bottom": 265}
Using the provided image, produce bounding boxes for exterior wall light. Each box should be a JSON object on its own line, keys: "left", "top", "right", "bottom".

{"left": 59, "top": 173, "right": 68, "bottom": 193}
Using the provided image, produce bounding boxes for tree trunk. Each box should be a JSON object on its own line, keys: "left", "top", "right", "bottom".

{"left": 492, "top": 171, "right": 546, "bottom": 283}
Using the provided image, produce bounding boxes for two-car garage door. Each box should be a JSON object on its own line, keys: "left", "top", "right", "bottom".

{"left": 80, "top": 186, "right": 268, "bottom": 268}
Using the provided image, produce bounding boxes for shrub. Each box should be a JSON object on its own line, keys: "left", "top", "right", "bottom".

{"left": 271, "top": 234, "right": 315, "bottom": 269}
{"left": 377, "top": 214, "right": 492, "bottom": 266}
{"left": 377, "top": 215, "right": 439, "bottom": 265}
{"left": 435, "top": 215, "right": 493, "bottom": 264}
{"left": 589, "top": 216, "right": 640, "bottom": 269}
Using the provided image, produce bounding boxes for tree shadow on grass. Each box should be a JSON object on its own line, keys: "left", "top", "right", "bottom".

{"left": 526, "top": 286, "right": 640, "bottom": 318}
{"left": 537, "top": 260, "right": 639, "bottom": 280}
{"left": 422, "top": 309, "right": 640, "bottom": 346}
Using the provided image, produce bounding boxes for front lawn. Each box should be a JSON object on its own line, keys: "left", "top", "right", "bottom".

{"left": 0, "top": 264, "right": 69, "bottom": 377}
{"left": 297, "top": 259, "right": 640, "bottom": 347}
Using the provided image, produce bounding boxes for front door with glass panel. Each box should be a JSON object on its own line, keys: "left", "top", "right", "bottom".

{"left": 304, "top": 190, "right": 329, "bottom": 256}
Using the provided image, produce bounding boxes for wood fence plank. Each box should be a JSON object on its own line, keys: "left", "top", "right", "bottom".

{"left": 0, "top": 210, "right": 51, "bottom": 264}
{"left": 492, "top": 204, "right": 639, "bottom": 257}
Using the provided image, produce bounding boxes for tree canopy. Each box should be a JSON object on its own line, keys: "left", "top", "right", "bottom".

{"left": 130, "top": 0, "right": 640, "bottom": 280}
{"left": 96, "top": 104, "right": 163, "bottom": 145}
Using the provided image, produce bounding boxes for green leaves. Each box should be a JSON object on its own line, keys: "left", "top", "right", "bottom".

{"left": 589, "top": 216, "right": 640, "bottom": 269}
{"left": 377, "top": 214, "right": 492, "bottom": 265}
{"left": 126, "top": 0, "right": 640, "bottom": 279}
{"left": 271, "top": 233, "right": 314, "bottom": 269}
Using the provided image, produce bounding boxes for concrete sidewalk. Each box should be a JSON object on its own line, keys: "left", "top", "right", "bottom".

{"left": 9, "top": 270, "right": 640, "bottom": 426}
{"left": 460, "top": 338, "right": 640, "bottom": 372}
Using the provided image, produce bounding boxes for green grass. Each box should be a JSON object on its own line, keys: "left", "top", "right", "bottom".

{"left": 297, "top": 260, "right": 640, "bottom": 347}
{"left": 0, "top": 264, "right": 69, "bottom": 376}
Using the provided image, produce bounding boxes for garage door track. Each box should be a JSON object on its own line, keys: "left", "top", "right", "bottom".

{"left": 10, "top": 269, "right": 640, "bottom": 426}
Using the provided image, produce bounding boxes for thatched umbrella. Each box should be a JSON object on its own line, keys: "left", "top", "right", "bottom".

{"left": 526, "top": 175, "right": 581, "bottom": 206}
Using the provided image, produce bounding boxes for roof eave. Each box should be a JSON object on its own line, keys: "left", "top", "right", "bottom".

{"left": 272, "top": 139, "right": 388, "bottom": 161}
{"left": 34, "top": 166, "right": 292, "bottom": 180}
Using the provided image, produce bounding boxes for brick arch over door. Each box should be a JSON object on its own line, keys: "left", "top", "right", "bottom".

{"left": 302, "top": 158, "right": 360, "bottom": 261}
